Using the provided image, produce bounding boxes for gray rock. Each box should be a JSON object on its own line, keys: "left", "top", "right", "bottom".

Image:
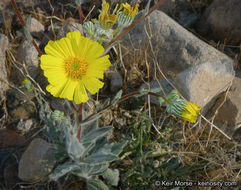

{"left": 215, "top": 72, "right": 241, "bottom": 128}
{"left": 0, "top": 34, "right": 9, "bottom": 99}
{"left": 196, "top": 0, "right": 241, "bottom": 45}
{"left": 17, "top": 39, "right": 40, "bottom": 79}
{"left": 121, "top": 10, "right": 231, "bottom": 77}
{"left": 173, "top": 59, "right": 235, "bottom": 113}
{"left": 16, "top": 119, "right": 33, "bottom": 134}
{"left": 18, "top": 138, "right": 55, "bottom": 182}
{"left": 29, "top": 17, "right": 44, "bottom": 38}
{"left": 109, "top": 72, "right": 123, "bottom": 93}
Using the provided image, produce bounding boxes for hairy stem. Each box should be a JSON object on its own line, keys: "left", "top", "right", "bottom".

{"left": 11, "top": 0, "right": 43, "bottom": 56}
{"left": 69, "top": 101, "right": 78, "bottom": 112}
{"left": 77, "top": 5, "right": 84, "bottom": 25}
{"left": 77, "top": 103, "right": 83, "bottom": 141}
{"left": 81, "top": 91, "right": 160, "bottom": 123}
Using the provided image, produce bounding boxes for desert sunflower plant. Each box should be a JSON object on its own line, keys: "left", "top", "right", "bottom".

{"left": 16, "top": 0, "right": 202, "bottom": 189}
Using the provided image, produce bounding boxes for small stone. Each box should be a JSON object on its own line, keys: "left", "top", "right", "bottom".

{"left": 29, "top": 17, "right": 44, "bottom": 38}
{"left": 17, "top": 39, "right": 40, "bottom": 79}
{"left": 17, "top": 119, "right": 33, "bottom": 134}
{"left": 109, "top": 72, "right": 123, "bottom": 93}
{"left": 0, "top": 34, "right": 9, "bottom": 99}
{"left": 173, "top": 59, "right": 235, "bottom": 113}
{"left": 18, "top": 138, "right": 56, "bottom": 182}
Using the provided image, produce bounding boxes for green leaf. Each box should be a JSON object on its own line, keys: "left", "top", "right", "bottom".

{"left": 110, "top": 140, "right": 127, "bottom": 155}
{"left": 87, "top": 179, "right": 109, "bottom": 190}
{"left": 49, "top": 162, "right": 81, "bottom": 181}
{"left": 84, "top": 152, "right": 118, "bottom": 164}
{"left": 77, "top": 163, "right": 109, "bottom": 175}
{"left": 26, "top": 15, "right": 32, "bottom": 29}
{"left": 166, "top": 90, "right": 180, "bottom": 101}
{"left": 89, "top": 137, "right": 108, "bottom": 154}
{"left": 144, "top": 0, "right": 151, "bottom": 15}
{"left": 111, "top": 90, "right": 122, "bottom": 106}
{"left": 65, "top": 128, "right": 85, "bottom": 160}
{"left": 81, "top": 114, "right": 102, "bottom": 127}
{"left": 102, "top": 168, "right": 119, "bottom": 186}
{"left": 158, "top": 97, "right": 165, "bottom": 106}
{"left": 134, "top": 89, "right": 149, "bottom": 98}
{"left": 96, "top": 98, "right": 110, "bottom": 112}
{"left": 80, "top": 126, "right": 113, "bottom": 144}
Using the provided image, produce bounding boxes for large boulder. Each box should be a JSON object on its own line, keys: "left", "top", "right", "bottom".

{"left": 121, "top": 10, "right": 231, "bottom": 78}
{"left": 196, "top": 0, "right": 241, "bottom": 46}
{"left": 214, "top": 72, "right": 241, "bottom": 128}
{"left": 173, "top": 59, "right": 235, "bottom": 113}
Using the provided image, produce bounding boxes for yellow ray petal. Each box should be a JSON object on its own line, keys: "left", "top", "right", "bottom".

{"left": 74, "top": 81, "right": 89, "bottom": 104}
{"left": 86, "top": 56, "right": 111, "bottom": 79}
{"left": 82, "top": 76, "right": 104, "bottom": 94}
{"left": 40, "top": 55, "right": 65, "bottom": 69}
{"left": 45, "top": 37, "right": 74, "bottom": 58}
{"left": 66, "top": 31, "right": 82, "bottom": 57}
{"left": 58, "top": 78, "right": 79, "bottom": 100}
{"left": 87, "top": 55, "right": 111, "bottom": 70}
{"left": 85, "top": 40, "right": 105, "bottom": 59}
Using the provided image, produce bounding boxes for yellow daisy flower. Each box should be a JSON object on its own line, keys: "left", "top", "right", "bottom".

{"left": 40, "top": 31, "right": 111, "bottom": 104}
{"left": 118, "top": 3, "right": 139, "bottom": 27}
{"left": 181, "top": 101, "right": 200, "bottom": 123}
{"left": 121, "top": 3, "right": 139, "bottom": 19}
{"left": 99, "top": 0, "right": 119, "bottom": 30}
{"left": 166, "top": 98, "right": 200, "bottom": 123}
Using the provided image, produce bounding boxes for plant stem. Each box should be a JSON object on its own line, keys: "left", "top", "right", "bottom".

{"left": 77, "top": 103, "right": 83, "bottom": 141}
{"left": 81, "top": 91, "right": 160, "bottom": 124}
{"left": 104, "top": 0, "right": 166, "bottom": 50}
{"left": 69, "top": 101, "right": 78, "bottom": 112}
{"left": 11, "top": 0, "right": 43, "bottom": 56}
{"left": 77, "top": 5, "right": 84, "bottom": 25}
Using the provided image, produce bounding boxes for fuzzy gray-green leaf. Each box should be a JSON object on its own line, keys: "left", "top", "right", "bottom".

{"left": 87, "top": 179, "right": 109, "bottom": 190}
{"left": 110, "top": 140, "right": 127, "bottom": 155}
{"left": 84, "top": 152, "right": 118, "bottom": 164}
{"left": 111, "top": 90, "right": 122, "bottom": 106}
{"left": 49, "top": 162, "right": 81, "bottom": 181}
{"left": 80, "top": 126, "right": 113, "bottom": 144}
{"left": 102, "top": 168, "right": 119, "bottom": 186}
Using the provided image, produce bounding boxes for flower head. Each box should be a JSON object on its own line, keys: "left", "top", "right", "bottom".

{"left": 99, "top": 0, "right": 119, "bottom": 30}
{"left": 40, "top": 31, "right": 111, "bottom": 104}
{"left": 122, "top": 3, "right": 139, "bottom": 19}
{"left": 21, "top": 78, "right": 33, "bottom": 91}
{"left": 118, "top": 3, "right": 139, "bottom": 27}
{"left": 181, "top": 101, "right": 200, "bottom": 123}
{"left": 166, "top": 98, "right": 200, "bottom": 123}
